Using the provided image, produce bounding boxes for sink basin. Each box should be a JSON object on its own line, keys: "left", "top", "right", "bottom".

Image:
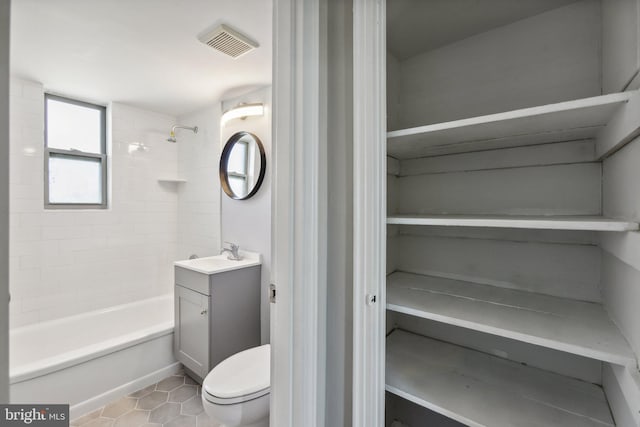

{"left": 174, "top": 251, "right": 261, "bottom": 274}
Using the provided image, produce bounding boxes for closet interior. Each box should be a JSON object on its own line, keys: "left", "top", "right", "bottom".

{"left": 384, "top": 1, "right": 640, "bottom": 426}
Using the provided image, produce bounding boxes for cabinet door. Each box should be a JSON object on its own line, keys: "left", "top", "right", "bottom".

{"left": 174, "top": 285, "right": 209, "bottom": 378}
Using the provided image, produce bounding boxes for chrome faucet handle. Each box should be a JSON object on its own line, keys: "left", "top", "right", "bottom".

{"left": 224, "top": 241, "right": 239, "bottom": 251}
{"left": 222, "top": 242, "right": 242, "bottom": 260}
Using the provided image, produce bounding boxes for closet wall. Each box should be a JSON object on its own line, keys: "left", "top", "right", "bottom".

{"left": 385, "top": 1, "right": 640, "bottom": 426}
{"left": 602, "top": 142, "right": 640, "bottom": 357}
{"left": 391, "top": 0, "right": 601, "bottom": 129}
{"left": 600, "top": 121, "right": 640, "bottom": 427}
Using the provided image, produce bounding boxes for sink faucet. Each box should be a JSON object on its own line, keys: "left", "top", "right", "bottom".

{"left": 221, "top": 242, "right": 242, "bottom": 260}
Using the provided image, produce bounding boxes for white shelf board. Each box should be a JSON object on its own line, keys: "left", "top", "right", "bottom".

{"left": 386, "top": 330, "right": 615, "bottom": 427}
{"left": 387, "top": 214, "right": 639, "bottom": 232}
{"left": 387, "top": 272, "right": 636, "bottom": 367}
{"left": 157, "top": 178, "right": 187, "bottom": 183}
{"left": 387, "top": 91, "right": 635, "bottom": 159}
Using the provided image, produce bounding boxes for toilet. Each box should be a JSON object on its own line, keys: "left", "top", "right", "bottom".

{"left": 202, "top": 344, "right": 270, "bottom": 427}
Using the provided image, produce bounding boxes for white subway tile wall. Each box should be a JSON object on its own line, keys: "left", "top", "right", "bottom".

{"left": 176, "top": 106, "right": 222, "bottom": 260}
{"left": 9, "top": 78, "right": 187, "bottom": 327}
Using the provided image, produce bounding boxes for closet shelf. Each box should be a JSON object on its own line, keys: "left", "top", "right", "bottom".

{"left": 387, "top": 272, "right": 636, "bottom": 367}
{"left": 386, "top": 214, "right": 639, "bottom": 232}
{"left": 387, "top": 330, "right": 615, "bottom": 427}
{"left": 387, "top": 91, "right": 635, "bottom": 159}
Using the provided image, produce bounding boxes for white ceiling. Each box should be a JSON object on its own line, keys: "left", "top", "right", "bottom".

{"left": 387, "top": 0, "right": 578, "bottom": 60}
{"left": 10, "top": 0, "right": 272, "bottom": 117}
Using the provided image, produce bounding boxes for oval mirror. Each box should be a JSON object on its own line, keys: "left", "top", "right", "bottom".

{"left": 220, "top": 131, "right": 266, "bottom": 200}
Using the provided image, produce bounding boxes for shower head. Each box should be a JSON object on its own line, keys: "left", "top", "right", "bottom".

{"left": 167, "top": 125, "right": 198, "bottom": 143}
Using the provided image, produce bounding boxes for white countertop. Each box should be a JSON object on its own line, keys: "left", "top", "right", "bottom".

{"left": 174, "top": 250, "right": 261, "bottom": 275}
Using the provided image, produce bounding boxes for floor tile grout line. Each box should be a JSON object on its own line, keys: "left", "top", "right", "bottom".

{"left": 71, "top": 372, "right": 210, "bottom": 427}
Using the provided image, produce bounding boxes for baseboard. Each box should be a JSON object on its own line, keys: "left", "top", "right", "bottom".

{"left": 182, "top": 365, "right": 204, "bottom": 385}
{"left": 70, "top": 362, "right": 182, "bottom": 419}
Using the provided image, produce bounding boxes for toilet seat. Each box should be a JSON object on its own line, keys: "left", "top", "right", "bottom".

{"left": 204, "top": 386, "right": 270, "bottom": 405}
{"left": 203, "top": 344, "right": 270, "bottom": 406}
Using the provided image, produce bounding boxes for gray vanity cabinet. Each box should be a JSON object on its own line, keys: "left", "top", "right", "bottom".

{"left": 174, "top": 285, "right": 209, "bottom": 378}
{"left": 174, "top": 264, "right": 261, "bottom": 382}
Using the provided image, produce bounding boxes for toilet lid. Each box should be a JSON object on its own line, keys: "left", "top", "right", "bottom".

{"left": 203, "top": 344, "right": 270, "bottom": 400}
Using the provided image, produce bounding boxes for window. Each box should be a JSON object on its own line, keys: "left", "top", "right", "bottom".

{"left": 44, "top": 94, "right": 107, "bottom": 209}
{"left": 226, "top": 140, "right": 249, "bottom": 196}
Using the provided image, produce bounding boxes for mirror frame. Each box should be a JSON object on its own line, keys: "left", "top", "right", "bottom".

{"left": 219, "top": 131, "right": 267, "bottom": 200}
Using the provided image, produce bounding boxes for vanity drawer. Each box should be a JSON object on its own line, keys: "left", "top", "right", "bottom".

{"left": 175, "top": 266, "right": 210, "bottom": 296}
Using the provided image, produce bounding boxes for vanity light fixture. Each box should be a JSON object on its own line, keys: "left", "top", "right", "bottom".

{"left": 221, "top": 103, "right": 264, "bottom": 125}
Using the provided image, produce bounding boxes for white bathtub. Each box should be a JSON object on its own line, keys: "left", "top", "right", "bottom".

{"left": 10, "top": 294, "right": 179, "bottom": 418}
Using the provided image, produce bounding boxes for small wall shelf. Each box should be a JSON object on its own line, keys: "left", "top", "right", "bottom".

{"left": 387, "top": 330, "right": 615, "bottom": 427}
{"left": 157, "top": 178, "right": 187, "bottom": 184}
{"left": 387, "top": 272, "right": 636, "bottom": 367}
{"left": 387, "top": 91, "right": 635, "bottom": 159}
{"left": 386, "top": 214, "right": 639, "bottom": 232}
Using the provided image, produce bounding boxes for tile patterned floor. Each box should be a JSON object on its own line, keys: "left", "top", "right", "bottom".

{"left": 71, "top": 370, "right": 221, "bottom": 427}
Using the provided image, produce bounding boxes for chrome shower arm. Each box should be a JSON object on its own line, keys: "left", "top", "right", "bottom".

{"left": 171, "top": 125, "right": 198, "bottom": 134}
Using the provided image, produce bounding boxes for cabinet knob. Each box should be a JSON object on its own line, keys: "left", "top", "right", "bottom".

{"left": 200, "top": 309, "right": 207, "bottom": 315}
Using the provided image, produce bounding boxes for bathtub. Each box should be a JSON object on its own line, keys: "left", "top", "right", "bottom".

{"left": 9, "top": 294, "right": 179, "bottom": 418}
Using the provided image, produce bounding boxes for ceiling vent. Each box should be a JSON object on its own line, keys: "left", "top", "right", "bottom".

{"left": 198, "top": 24, "right": 259, "bottom": 59}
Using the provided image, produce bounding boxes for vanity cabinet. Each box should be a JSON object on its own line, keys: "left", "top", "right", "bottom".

{"left": 174, "top": 285, "right": 209, "bottom": 379}
{"left": 174, "top": 263, "right": 261, "bottom": 382}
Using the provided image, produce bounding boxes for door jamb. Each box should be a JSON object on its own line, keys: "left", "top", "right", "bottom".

{"left": 352, "top": 0, "right": 387, "bottom": 426}
{"left": 270, "top": 0, "right": 328, "bottom": 426}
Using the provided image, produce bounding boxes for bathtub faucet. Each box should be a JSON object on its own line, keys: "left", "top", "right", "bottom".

{"left": 221, "top": 242, "right": 242, "bottom": 261}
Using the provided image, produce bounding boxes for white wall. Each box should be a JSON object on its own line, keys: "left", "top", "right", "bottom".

{"left": 220, "top": 86, "right": 271, "bottom": 344}
{"left": 1, "top": 0, "right": 10, "bottom": 403}
{"left": 392, "top": 141, "right": 603, "bottom": 301}
{"left": 9, "top": 78, "right": 179, "bottom": 327}
{"left": 394, "top": 313, "right": 602, "bottom": 385}
{"left": 602, "top": 0, "right": 640, "bottom": 93}
{"left": 386, "top": 51, "right": 400, "bottom": 131}
{"left": 395, "top": 0, "right": 601, "bottom": 128}
{"left": 396, "top": 163, "right": 601, "bottom": 216}
{"left": 176, "top": 106, "right": 222, "bottom": 260}
{"left": 600, "top": 135, "right": 640, "bottom": 427}
{"left": 602, "top": 136, "right": 640, "bottom": 359}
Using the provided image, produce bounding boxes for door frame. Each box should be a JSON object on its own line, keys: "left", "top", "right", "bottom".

{"left": 0, "top": 0, "right": 10, "bottom": 404}
{"left": 270, "top": 0, "right": 327, "bottom": 426}
{"left": 352, "top": 0, "right": 387, "bottom": 426}
{"left": 270, "top": 0, "right": 386, "bottom": 424}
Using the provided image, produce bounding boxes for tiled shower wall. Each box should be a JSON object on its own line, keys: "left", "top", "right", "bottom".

{"left": 176, "top": 105, "right": 222, "bottom": 260}
{"left": 9, "top": 78, "right": 180, "bottom": 327}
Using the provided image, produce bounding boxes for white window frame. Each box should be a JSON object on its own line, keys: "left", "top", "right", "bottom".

{"left": 227, "top": 140, "right": 250, "bottom": 195}
{"left": 44, "top": 93, "right": 107, "bottom": 209}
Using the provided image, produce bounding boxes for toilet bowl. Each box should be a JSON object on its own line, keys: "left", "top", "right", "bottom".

{"left": 202, "top": 344, "right": 270, "bottom": 427}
